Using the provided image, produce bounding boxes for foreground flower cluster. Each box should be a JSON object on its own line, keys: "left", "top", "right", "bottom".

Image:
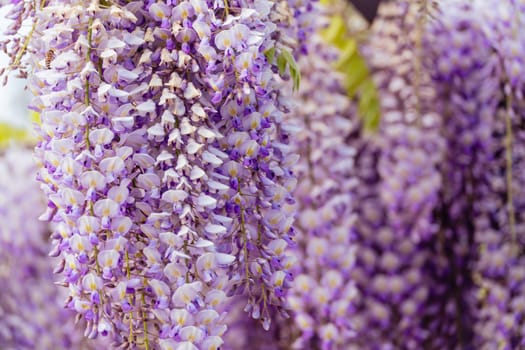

{"left": 2, "top": 0, "right": 315, "bottom": 348}
{"left": 1, "top": 0, "right": 525, "bottom": 349}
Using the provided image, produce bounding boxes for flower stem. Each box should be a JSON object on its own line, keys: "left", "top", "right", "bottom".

{"left": 12, "top": 17, "right": 37, "bottom": 69}
{"left": 238, "top": 179, "right": 251, "bottom": 289}
{"left": 413, "top": 0, "right": 428, "bottom": 125}
{"left": 125, "top": 250, "right": 134, "bottom": 342}
{"left": 224, "top": 0, "right": 229, "bottom": 16}
{"left": 505, "top": 90, "right": 516, "bottom": 245}
{"left": 85, "top": 17, "right": 94, "bottom": 148}
{"left": 141, "top": 292, "right": 150, "bottom": 350}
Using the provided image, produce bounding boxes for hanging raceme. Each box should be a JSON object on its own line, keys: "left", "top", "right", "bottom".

{"left": 0, "top": 0, "right": 309, "bottom": 348}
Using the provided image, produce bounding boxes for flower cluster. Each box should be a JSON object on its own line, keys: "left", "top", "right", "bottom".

{"left": 3, "top": 0, "right": 525, "bottom": 349}
{"left": 282, "top": 27, "right": 358, "bottom": 350}
{"left": 466, "top": 0, "right": 525, "bottom": 348}
{"left": 215, "top": 6, "right": 358, "bottom": 349}
{"left": 5, "top": 0, "right": 305, "bottom": 347}
{"left": 0, "top": 146, "right": 104, "bottom": 350}
{"left": 350, "top": 1, "right": 445, "bottom": 348}
{"left": 424, "top": 2, "right": 503, "bottom": 348}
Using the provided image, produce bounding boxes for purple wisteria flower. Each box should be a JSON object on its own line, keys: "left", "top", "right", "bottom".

{"left": 350, "top": 1, "right": 445, "bottom": 348}
{"left": 282, "top": 21, "right": 359, "bottom": 350}
{"left": 424, "top": 2, "right": 503, "bottom": 348}
{"left": 0, "top": 145, "right": 106, "bottom": 350}
{"left": 213, "top": 5, "right": 357, "bottom": 349}
{"left": 463, "top": 0, "right": 525, "bottom": 348}
{"left": 0, "top": 0, "right": 305, "bottom": 348}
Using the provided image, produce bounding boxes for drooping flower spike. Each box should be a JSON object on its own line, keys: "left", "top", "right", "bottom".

{"left": 350, "top": 1, "right": 445, "bottom": 348}
{"left": 423, "top": 1, "right": 502, "bottom": 347}
{"left": 0, "top": 0, "right": 307, "bottom": 347}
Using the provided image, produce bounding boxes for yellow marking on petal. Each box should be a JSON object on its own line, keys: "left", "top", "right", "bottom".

{"left": 246, "top": 146, "right": 255, "bottom": 157}
{"left": 65, "top": 164, "right": 73, "bottom": 175}
{"left": 298, "top": 318, "right": 310, "bottom": 328}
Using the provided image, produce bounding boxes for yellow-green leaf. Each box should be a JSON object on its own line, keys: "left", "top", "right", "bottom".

{"left": 321, "top": 12, "right": 382, "bottom": 132}
{"left": 277, "top": 52, "right": 287, "bottom": 77}
{"left": 0, "top": 123, "right": 28, "bottom": 147}
{"left": 264, "top": 47, "right": 276, "bottom": 64}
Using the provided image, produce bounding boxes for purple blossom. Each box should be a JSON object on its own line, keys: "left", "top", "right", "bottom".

{"left": 424, "top": 2, "right": 502, "bottom": 348}
{"left": 350, "top": 2, "right": 445, "bottom": 348}
{"left": 283, "top": 25, "right": 358, "bottom": 350}
{"left": 0, "top": 0, "right": 306, "bottom": 347}
{"left": 0, "top": 146, "right": 106, "bottom": 350}
{"left": 458, "top": 0, "right": 525, "bottom": 348}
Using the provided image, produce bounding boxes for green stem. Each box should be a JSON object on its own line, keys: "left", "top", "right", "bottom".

{"left": 85, "top": 17, "right": 94, "bottom": 148}
{"left": 238, "top": 178, "right": 250, "bottom": 288}
{"left": 85, "top": 17, "right": 94, "bottom": 106}
{"left": 505, "top": 91, "right": 517, "bottom": 245}
{"left": 12, "top": 20, "right": 37, "bottom": 69}
{"left": 413, "top": 0, "right": 428, "bottom": 125}
{"left": 125, "top": 250, "right": 135, "bottom": 342}
{"left": 224, "top": 0, "right": 229, "bottom": 16}
{"left": 141, "top": 292, "right": 150, "bottom": 350}
{"left": 240, "top": 206, "right": 250, "bottom": 284}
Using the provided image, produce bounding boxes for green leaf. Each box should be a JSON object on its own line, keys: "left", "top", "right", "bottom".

{"left": 358, "top": 80, "right": 381, "bottom": 131}
{"left": 280, "top": 49, "right": 301, "bottom": 91}
{"left": 264, "top": 47, "right": 276, "bottom": 64}
{"left": 277, "top": 52, "right": 287, "bottom": 77}
{"left": 336, "top": 39, "right": 357, "bottom": 67}
{"left": 320, "top": 13, "right": 382, "bottom": 132}
{"left": 274, "top": 49, "right": 302, "bottom": 91}
{"left": 362, "top": 101, "right": 381, "bottom": 132}
{"left": 0, "top": 123, "right": 28, "bottom": 147}
{"left": 320, "top": 16, "right": 346, "bottom": 49}
{"left": 99, "top": 0, "right": 112, "bottom": 7}
{"left": 341, "top": 54, "right": 369, "bottom": 97}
